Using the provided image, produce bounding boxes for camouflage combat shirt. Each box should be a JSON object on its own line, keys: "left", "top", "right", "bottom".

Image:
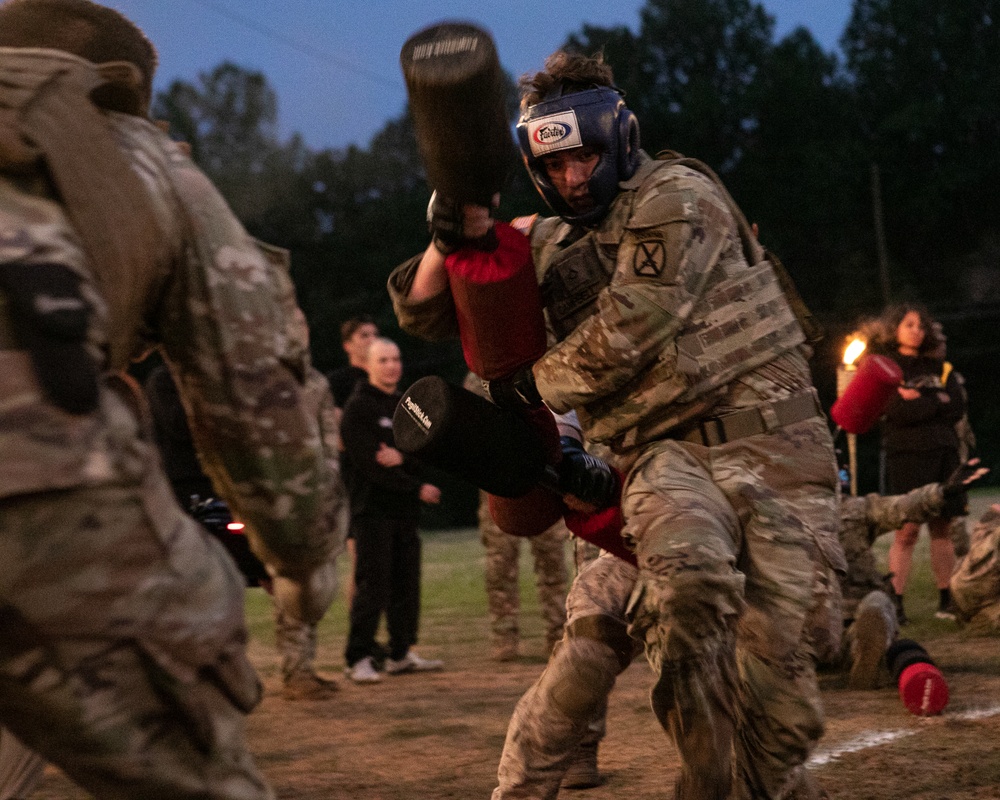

{"left": 390, "top": 151, "right": 812, "bottom": 453}
{"left": 0, "top": 47, "right": 340, "bottom": 576}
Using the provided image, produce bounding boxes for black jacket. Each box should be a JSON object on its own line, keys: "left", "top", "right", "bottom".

{"left": 340, "top": 381, "right": 423, "bottom": 519}
{"left": 883, "top": 353, "right": 965, "bottom": 453}
{"left": 327, "top": 364, "right": 368, "bottom": 410}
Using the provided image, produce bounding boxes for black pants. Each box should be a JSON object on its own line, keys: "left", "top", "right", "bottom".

{"left": 345, "top": 516, "right": 422, "bottom": 666}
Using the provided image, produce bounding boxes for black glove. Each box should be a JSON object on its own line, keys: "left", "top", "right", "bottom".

{"left": 556, "top": 437, "right": 619, "bottom": 509}
{"left": 486, "top": 363, "right": 542, "bottom": 411}
{"left": 426, "top": 191, "right": 497, "bottom": 255}
{"left": 941, "top": 458, "right": 985, "bottom": 518}
{"left": 940, "top": 485, "right": 968, "bottom": 519}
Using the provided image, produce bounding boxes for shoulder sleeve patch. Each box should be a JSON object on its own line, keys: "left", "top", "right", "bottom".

{"left": 632, "top": 239, "right": 667, "bottom": 278}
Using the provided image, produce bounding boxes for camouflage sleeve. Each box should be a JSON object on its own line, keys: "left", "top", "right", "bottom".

{"left": 863, "top": 483, "right": 945, "bottom": 540}
{"left": 533, "top": 168, "right": 730, "bottom": 413}
{"left": 387, "top": 253, "right": 460, "bottom": 341}
{"left": 156, "top": 159, "right": 340, "bottom": 579}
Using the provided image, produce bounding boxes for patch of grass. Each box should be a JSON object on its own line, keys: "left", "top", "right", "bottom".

{"left": 244, "top": 490, "right": 1000, "bottom": 672}
{"left": 244, "top": 587, "right": 276, "bottom": 641}
{"left": 244, "top": 526, "right": 575, "bottom": 662}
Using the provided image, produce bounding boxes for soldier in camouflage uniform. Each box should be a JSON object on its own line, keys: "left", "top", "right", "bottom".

{"left": 951, "top": 504, "right": 1000, "bottom": 632}
{"left": 390, "top": 51, "right": 842, "bottom": 799}
{"left": 0, "top": 2, "right": 344, "bottom": 798}
{"left": 835, "top": 468, "right": 982, "bottom": 689}
{"left": 479, "top": 468, "right": 983, "bottom": 799}
{"left": 463, "top": 372, "right": 569, "bottom": 660}
{"left": 145, "top": 360, "right": 345, "bottom": 701}
{"left": 477, "top": 493, "right": 569, "bottom": 660}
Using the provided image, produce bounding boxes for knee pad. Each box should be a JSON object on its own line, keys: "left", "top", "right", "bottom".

{"left": 271, "top": 561, "right": 337, "bottom": 625}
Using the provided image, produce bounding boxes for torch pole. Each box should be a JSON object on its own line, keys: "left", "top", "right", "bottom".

{"left": 848, "top": 431, "right": 858, "bottom": 496}
{"left": 836, "top": 363, "right": 859, "bottom": 496}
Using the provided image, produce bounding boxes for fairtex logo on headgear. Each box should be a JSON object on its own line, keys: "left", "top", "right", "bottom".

{"left": 527, "top": 110, "right": 582, "bottom": 156}
{"left": 533, "top": 122, "right": 573, "bottom": 146}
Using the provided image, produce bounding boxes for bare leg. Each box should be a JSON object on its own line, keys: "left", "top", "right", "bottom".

{"left": 928, "top": 518, "right": 956, "bottom": 590}
{"left": 889, "top": 521, "right": 921, "bottom": 595}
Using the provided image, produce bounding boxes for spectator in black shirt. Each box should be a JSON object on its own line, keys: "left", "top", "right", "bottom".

{"left": 340, "top": 338, "right": 443, "bottom": 683}
{"left": 327, "top": 316, "right": 379, "bottom": 606}
{"left": 327, "top": 315, "right": 379, "bottom": 410}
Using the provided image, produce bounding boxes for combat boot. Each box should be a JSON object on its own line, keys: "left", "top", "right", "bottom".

{"left": 490, "top": 634, "right": 519, "bottom": 662}
{"left": 281, "top": 670, "right": 339, "bottom": 700}
{"left": 560, "top": 743, "right": 602, "bottom": 790}
{"left": 848, "top": 591, "right": 897, "bottom": 690}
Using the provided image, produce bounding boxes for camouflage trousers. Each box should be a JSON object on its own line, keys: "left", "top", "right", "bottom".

{"left": 479, "top": 492, "right": 568, "bottom": 650}
{"left": 0, "top": 727, "right": 44, "bottom": 800}
{"left": 494, "top": 551, "right": 640, "bottom": 800}
{"left": 274, "top": 478, "right": 346, "bottom": 682}
{"left": 0, "top": 468, "right": 273, "bottom": 799}
{"left": 272, "top": 556, "right": 341, "bottom": 681}
{"left": 496, "top": 417, "right": 841, "bottom": 800}
{"left": 950, "top": 507, "right": 1000, "bottom": 632}
{"left": 623, "top": 417, "right": 841, "bottom": 800}
{"left": 274, "top": 609, "right": 321, "bottom": 682}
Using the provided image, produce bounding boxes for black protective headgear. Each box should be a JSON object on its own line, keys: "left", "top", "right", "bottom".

{"left": 516, "top": 85, "right": 640, "bottom": 227}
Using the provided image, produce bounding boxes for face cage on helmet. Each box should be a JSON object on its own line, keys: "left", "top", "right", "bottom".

{"left": 516, "top": 86, "right": 638, "bottom": 227}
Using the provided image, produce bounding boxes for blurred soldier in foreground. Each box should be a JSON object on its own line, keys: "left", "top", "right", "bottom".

{"left": 0, "top": 728, "right": 44, "bottom": 800}
{"left": 391, "top": 49, "right": 842, "bottom": 799}
{"left": 146, "top": 359, "right": 346, "bottom": 702}
{"left": 0, "top": 1, "right": 343, "bottom": 797}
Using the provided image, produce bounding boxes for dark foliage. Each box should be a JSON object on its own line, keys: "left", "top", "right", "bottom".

{"left": 151, "top": 1, "right": 1000, "bottom": 502}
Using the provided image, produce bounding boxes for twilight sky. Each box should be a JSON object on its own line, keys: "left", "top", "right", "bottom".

{"left": 105, "top": 0, "right": 854, "bottom": 151}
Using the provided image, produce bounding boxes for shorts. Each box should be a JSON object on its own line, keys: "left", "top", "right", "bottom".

{"left": 886, "top": 447, "right": 960, "bottom": 494}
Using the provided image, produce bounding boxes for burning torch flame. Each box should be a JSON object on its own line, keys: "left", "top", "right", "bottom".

{"left": 843, "top": 338, "right": 866, "bottom": 367}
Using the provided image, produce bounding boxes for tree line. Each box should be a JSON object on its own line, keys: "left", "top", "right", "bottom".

{"left": 153, "top": 0, "right": 1000, "bottom": 497}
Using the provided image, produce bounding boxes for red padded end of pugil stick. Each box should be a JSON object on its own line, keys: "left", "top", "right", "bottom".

{"left": 445, "top": 222, "right": 547, "bottom": 380}
{"left": 831, "top": 354, "right": 903, "bottom": 434}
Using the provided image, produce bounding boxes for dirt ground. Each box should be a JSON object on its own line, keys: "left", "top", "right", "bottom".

{"left": 28, "top": 494, "right": 1000, "bottom": 799}
{"left": 31, "top": 622, "right": 1000, "bottom": 799}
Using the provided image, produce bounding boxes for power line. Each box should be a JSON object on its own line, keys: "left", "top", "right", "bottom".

{"left": 175, "top": 0, "right": 399, "bottom": 88}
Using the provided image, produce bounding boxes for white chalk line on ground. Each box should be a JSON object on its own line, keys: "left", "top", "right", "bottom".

{"left": 808, "top": 703, "right": 1000, "bottom": 766}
